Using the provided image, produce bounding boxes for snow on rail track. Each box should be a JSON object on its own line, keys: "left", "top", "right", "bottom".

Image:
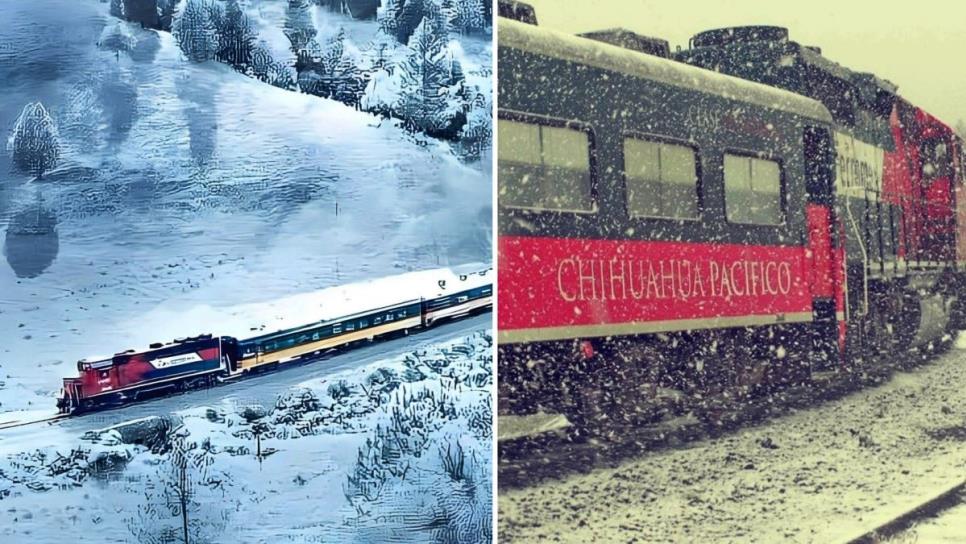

{"left": 498, "top": 335, "right": 966, "bottom": 543}
{"left": 0, "top": 411, "right": 67, "bottom": 431}
{"left": 842, "top": 479, "right": 966, "bottom": 543}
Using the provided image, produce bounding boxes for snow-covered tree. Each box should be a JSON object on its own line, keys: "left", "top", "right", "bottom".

{"left": 110, "top": 0, "right": 125, "bottom": 18}
{"left": 398, "top": 14, "right": 464, "bottom": 134}
{"left": 129, "top": 433, "right": 234, "bottom": 544}
{"left": 284, "top": 0, "right": 317, "bottom": 55}
{"left": 456, "top": 0, "right": 486, "bottom": 34}
{"left": 246, "top": 40, "right": 297, "bottom": 90}
{"left": 458, "top": 89, "right": 491, "bottom": 159}
{"left": 158, "top": 0, "right": 178, "bottom": 31}
{"left": 378, "top": 0, "right": 434, "bottom": 44}
{"left": 124, "top": 0, "right": 161, "bottom": 28}
{"left": 378, "top": 0, "right": 405, "bottom": 40}
{"left": 9, "top": 102, "right": 61, "bottom": 178}
{"left": 172, "top": 0, "right": 219, "bottom": 62}
{"left": 394, "top": 0, "right": 427, "bottom": 44}
{"left": 214, "top": 0, "right": 257, "bottom": 70}
{"left": 295, "top": 29, "right": 366, "bottom": 105}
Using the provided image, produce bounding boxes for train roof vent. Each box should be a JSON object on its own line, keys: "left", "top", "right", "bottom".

{"left": 498, "top": 0, "right": 538, "bottom": 25}
{"left": 579, "top": 28, "right": 670, "bottom": 58}
{"left": 689, "top": 26, "right": 789, "bottom": 48}
{"left": 149, "top": 342, "right": 163, "bottom": 349}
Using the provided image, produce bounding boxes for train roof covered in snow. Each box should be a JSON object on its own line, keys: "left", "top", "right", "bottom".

{"left": 499, "top": 18, "right": 833, "bottom": 125}
{"left": 676, "top": 25, "right": 899, "bottom": 148}
{"left": 224, "top": 264, "right": 492, "bottom": 339}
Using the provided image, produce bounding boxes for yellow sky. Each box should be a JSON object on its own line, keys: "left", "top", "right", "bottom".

{"left": 519, "top": 0, "right": 966, "bottom": 128}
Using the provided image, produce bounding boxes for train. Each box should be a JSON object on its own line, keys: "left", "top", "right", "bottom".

{"left": 57, "top": 266, "right": 493, "bottom": 413}
{"left": 496, "top": 4, "right": 965, "bottom": 430}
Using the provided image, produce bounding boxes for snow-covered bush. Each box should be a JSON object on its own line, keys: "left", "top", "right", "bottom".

{"left": 8, "top": 102, "right": 61, "bottom": 178}
{"left": 457, "top": 88, "right": 491, "bottom": 160}
{"left": 98, "top": 21, "right": 137, "bottom": 59}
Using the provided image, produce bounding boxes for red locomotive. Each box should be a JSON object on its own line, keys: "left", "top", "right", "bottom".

{"left": 496, "top": 9, "right": 965, "bottom": 429}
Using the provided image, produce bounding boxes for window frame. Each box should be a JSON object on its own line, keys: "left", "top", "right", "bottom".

{"left": 721, "top": 149, "right": 787, "bottom": 227}
{"left": 620, "top": 131, "right": 703, "bottom": 221}
{"left": 497, "top": 109, "right": 599, "bottom": 215}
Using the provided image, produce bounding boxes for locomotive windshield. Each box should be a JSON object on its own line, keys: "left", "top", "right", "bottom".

{"left": 498, "top": 117, "right": 594, "bottom": 212}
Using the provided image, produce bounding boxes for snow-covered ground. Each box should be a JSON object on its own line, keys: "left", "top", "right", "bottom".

{"left": 0, "top": 1, "right": 491, "bottom": 414}
{"left": 499, "top": 337, "right": 966, "bottom": 543}
{"left": 0, "top": 330, "right": 492, "bottom": 543}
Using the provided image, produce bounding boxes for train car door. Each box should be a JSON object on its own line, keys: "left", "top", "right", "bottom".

{"left": 804, "top": 126, "right": 846, "bottom": 364}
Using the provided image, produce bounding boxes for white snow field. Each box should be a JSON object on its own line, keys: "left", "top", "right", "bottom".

{"left": 499, "top": 337, "right": 966, "bottom": 543}
{"left": 0, "top": 330, "right": 492, "bottom": 543}
{"left": 0, "top": 1, "right": 491, "bottom": 415}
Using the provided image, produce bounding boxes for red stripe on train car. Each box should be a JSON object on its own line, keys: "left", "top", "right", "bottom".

{"left": 806, "top": 203, "right": 833, "bottom": 299}
{"left": 498, "top": 235, "right": 815, "bottom": 339}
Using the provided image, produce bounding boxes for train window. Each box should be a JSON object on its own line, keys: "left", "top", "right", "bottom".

{"left": 623, "top": 137, "right": 698, "bottom": 219}
{"left": 498, "top": 118, "right": 594, "bottom": 212}
{"left": 374, "top": 317, "right": 382, "bottom": 325}
{"left": 333, "top": 325, "right": 342, "bottom": 334}
{"left": 724, "top": 154, "right": 783, "bottom": 225}
{"left": 360, "top": 319, "right": 368, "bottom": 328}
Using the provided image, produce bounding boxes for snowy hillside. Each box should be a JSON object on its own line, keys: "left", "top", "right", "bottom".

{"left": 0, "top": 331, "right": 493, "bottom": 543}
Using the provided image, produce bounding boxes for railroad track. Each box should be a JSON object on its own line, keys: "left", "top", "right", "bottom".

{"left": 842, "top": 479, "right": 966, "bottom": 543}
{"left": 499, "top": 339, "right": 953, "bottom": 490}
{"left": 0, "top": 312, "right": 491, "bottom": 435}
{"left": 0, "top": 412, "right": 69, "bottom": 431}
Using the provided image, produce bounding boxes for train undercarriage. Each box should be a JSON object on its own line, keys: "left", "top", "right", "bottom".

{"left": 499, "top": 269, "right": 966, "bottom": 437}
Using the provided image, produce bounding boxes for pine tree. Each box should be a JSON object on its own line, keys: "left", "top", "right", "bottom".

{"left": 158, "top": 0, "right": 177, "bottom": 31}
{"left": 215, "top": 0, "right": 257, "bottom": 70}
{"left": 439, "top": 0, "right": 458, "bottom": 34}
{"left": 399, "top": 14, "right": 454, "bottom": 133}
{"left": 284, "top": 0, "right": 317, "bottom": 55}
{"left": 10, "top": 102, "right": 61, "bottom": 179}
{"left": 394, "top": 0, "right": 425, "bottom": 44}
{"left": 379, "top": 0, "right": 406, "bottom": 40}
{"left": 172, "top": 0, "right": 218, "bottom": 62}
{"left": 456, "top": 0, "right": 486, "bottom": 33}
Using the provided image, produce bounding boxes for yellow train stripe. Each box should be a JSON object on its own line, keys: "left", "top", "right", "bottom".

{"left": 498, "top": 312, "right": 814, "bottom": 344}
{"left": 238, "top": 316, "right": 422, "bottom": 371}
